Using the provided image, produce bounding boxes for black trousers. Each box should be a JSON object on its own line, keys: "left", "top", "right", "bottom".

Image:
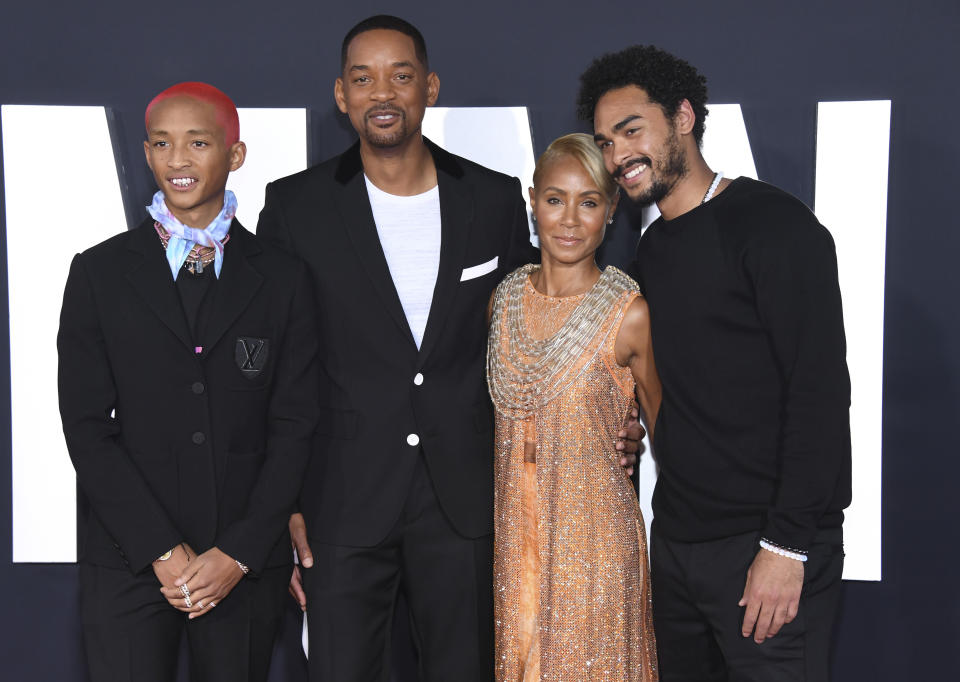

{"left": 79, "top": 561, "right": 289, "bottom": 682}
{"left": 302, "top": 454, "right": 494, "bottom": 682}
{"left": 651, "top": 524, "right": 844, "bottom": 682}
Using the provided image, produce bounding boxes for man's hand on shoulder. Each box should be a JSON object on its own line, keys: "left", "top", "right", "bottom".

{"left": 739, "top": 548, "right": 804, "bottom": 643}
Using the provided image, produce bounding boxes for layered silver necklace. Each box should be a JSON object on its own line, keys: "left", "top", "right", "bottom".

{"left": 487, "top": 264, "right": 637, "bottom": 418}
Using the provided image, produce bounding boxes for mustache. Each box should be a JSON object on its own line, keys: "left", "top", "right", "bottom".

{"left": 365, "top": 104, "right": 404, "bottom": 118}
{"left": 613, "top": 157, "right": 651, "bottom": 179}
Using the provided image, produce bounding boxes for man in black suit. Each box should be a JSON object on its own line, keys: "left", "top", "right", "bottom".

{"left": 58, "top": 82, "right": 319, "bottom": 682}
{"left": 256, "top": 15, "right": 537, "bottom": 681}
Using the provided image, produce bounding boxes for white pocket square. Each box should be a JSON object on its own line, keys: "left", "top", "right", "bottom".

{"left": 460, "top": 256, "right": 499, "bottom": 282}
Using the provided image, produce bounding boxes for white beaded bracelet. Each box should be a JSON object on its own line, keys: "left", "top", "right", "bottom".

{"left": 759, "top": 538, "right": 808, "bottom": 562}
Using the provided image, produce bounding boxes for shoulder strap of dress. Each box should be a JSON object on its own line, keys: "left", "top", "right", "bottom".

{"left": 600, "top": 265, "right": 640, "bottom": 298}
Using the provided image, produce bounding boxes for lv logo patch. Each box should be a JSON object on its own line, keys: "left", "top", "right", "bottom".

{"left": 235, "top": 337, "right": 269, "bottom": 378}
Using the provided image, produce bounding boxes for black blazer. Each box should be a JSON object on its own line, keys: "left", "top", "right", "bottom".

{"left": 58, "top": 219, "right": 319, "bottom": 574}
{"left": 257, "top": 139, "right": 536, "bottom": 546}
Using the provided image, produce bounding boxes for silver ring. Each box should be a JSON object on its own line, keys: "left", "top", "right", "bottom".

{"left": 197, "top": 601, "right": 205, "bottom": 609}
{"left": 209, "top": 601, "right": 217, "bottom": 608}
{"left": 179, "top": 584, "right": 191, "bottom": 598}
{"left": 184, "top": 595, "right": 193, "bottom": 608}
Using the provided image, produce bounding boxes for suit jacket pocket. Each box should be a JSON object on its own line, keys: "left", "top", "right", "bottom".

{"left": 227, "top": 372, "right": 271, "bottom": 392}
{"left": 316, "top": 406, "right": 360, "bottom": 440}
{"left": 228, "top": 336, "right": 273, "bottom": 390}
{"left": 460, "top": 256, "right": 499, "bottom": 282}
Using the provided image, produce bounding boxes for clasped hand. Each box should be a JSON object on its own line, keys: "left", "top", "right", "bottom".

{"left": 156, "top": 545, "right": 244, "bottom": 619}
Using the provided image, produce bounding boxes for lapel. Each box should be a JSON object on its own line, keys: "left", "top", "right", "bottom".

{"left": 125, "top": 217, "right": 263, "bottom": 356}
{"left": 417, "top": 139, "right": 472, "bottom": 363}
{"left": 202, "top": 220, "right": 264, "bottom": 355}
{"left": 332, "top": 139, "right": 474, "bottom": 360}
{"left": 333, "top": 142, "right": 417, "bottom": 347}
{"left": 125, "top": 218, "right": 194, "bottom": 351}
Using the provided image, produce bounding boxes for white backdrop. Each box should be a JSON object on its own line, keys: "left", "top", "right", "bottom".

{"left": 3, "top": 103, "right": 886, "bottom": 580}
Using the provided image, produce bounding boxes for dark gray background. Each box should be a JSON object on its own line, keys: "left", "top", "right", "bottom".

{"left": 1, "top": 1, "right": 956, "bottom": 679}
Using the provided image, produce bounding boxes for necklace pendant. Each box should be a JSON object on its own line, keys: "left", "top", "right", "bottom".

{"left": 195, "top": 258, "right": 203, "bottom": 274}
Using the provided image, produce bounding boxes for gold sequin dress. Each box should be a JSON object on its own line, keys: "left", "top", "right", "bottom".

{"left": 488, "top": 265, "right": 657, "bottom": 682}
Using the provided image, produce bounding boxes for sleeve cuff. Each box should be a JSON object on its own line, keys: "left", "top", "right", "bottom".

{"left": 761, "top": 513, "right": 818, "bottom": 554}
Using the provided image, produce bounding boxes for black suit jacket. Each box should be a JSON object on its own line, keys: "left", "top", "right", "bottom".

{"left": 58, "top": 218, "right": 319, "bottom": 574}
{"left": 257, "top": 139, "right": 536, "bottom": 546}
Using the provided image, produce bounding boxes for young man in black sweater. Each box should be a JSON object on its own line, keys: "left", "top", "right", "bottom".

{"left": 578, "top": 47, "right": 851, "bottom": 682}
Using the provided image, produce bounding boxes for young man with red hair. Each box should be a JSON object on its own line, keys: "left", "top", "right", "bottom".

{"left": 58, "top": 82, "right": 319, "bottom": 682}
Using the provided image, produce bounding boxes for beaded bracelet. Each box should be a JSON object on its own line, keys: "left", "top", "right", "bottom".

{"left": 236, "top": 560, "right": 250, "bottom": 575}
{"left": 759, "top": 538, "right": 808, "bottom": 563}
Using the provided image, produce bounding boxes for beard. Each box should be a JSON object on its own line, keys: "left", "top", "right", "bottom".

{"left": 362, "top": 106, "right": 409, "bottom": 148}
{"left": 618, "top": 126, "right": 688, "bottom": 207}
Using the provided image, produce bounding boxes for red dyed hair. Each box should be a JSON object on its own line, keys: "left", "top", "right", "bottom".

{"left": 144, "top": 82, "right": 240, "bottom": 145}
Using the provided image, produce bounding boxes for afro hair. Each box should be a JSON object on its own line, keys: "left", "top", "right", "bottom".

{"left": 577, "top": 45, "right": 709, "bottom": 146}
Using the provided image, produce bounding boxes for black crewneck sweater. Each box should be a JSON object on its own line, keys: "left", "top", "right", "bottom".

{"left": 633, "top": 177, "right": 851, "bottom": 552}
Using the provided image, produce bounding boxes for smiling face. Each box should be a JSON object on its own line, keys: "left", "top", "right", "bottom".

{"left": 335, "top": 28, "right": 439, "bottom": 150}
{"left": 592, "top": 85, "right": 689, "bottom": 207}
{"left": 143, "top": 95, "right": 245, "bottom": 228}
{"left": 529, "top": 154, "right": 616, "bottom": 268}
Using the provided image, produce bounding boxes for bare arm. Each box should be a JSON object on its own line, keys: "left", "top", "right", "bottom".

{"left": 614, "top": 296, "right": 661, "bottom": 441}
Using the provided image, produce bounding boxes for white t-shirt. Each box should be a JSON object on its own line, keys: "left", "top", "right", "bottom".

{"left": 364, "top": 175, "right": 442, "bottom": 349}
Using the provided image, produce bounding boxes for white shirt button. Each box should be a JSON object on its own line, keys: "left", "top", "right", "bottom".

{"left": 413, "top": 373, "right": 424, "bottom": 386}
{"left": 407, "top": 433, "right": 420, "bottom": 446}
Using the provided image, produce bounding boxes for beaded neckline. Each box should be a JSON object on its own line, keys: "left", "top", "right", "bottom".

{"left": 488, "top": 264, "right": 637, "bottom": 418}
{"left": 525, "top": 273, "right": 590, "bottom": 301}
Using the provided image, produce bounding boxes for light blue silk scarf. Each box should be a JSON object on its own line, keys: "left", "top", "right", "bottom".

{"left": 147, "top": 190, "right": 237, "bottom": 280}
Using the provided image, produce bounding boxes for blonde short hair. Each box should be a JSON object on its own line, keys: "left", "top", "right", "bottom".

{"left": 532, "top": 132, "right": 618, "bottom": 202}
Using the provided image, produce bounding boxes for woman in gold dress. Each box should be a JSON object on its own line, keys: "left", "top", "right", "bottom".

{"left": 488, "top": 133, "right": 661, "bottom": 681}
